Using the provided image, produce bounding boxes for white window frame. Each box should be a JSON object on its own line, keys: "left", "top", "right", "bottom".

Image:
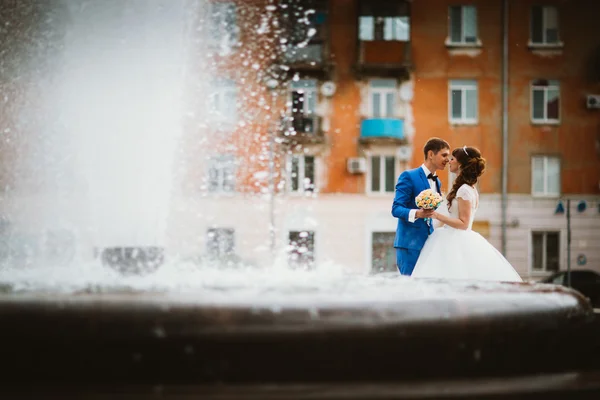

{"left": 209, "top": 80, "right": 238, "bottom": 124}
{"left": 206, "top": 228, "right": 235, "bottom": 257}
{"left": 287, "top": 230, "right": 316, "bottom": 269}
{"left": 448, "top": 5, "right": 478, "bottom": 45}
{"left": 289, "top": 80, "right": 317, "bottom": 116}
{"left": 530, "top": 5, "right": 561, "bottom": 46}
{"left": 448, "top": 80, "right": 478, "bottom": 124}
{"left": 530, "top": 230, "right": 560, "bottom": 274}
{"left": 367, "top": 154, "right": 397, "bottom": 195}
{"left": 288, "top": 80, "right": 318, "bottom": 134}
{"left": 208, "top": 2, "right": 240, "bottom": 48}
{"left": 359, "top": 16, "right": 410, "bottom": 41}
{"left": 530, "top": 80, "right": 560, "bottom": 124}
{"left": 207, "top": 154, "right": 236, "bottom": 194}
{"left": 531, "top": 156, "right": 560, "bottom": 197}
{"left": 368, "top": 79, "right": 397, "bottom": 118}
{"left": 287, "top": 154, "right": 316, "bottom": 195}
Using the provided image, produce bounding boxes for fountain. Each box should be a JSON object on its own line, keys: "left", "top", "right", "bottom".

{"left": 0, "top": 0, "right": 193, "bottom": 272}
{"left": 0, "top": 1, "right": 599, "bottom": 398}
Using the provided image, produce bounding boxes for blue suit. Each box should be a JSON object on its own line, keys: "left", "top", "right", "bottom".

{"left": 391, "top": 167, "right": 442, "bottom": 275}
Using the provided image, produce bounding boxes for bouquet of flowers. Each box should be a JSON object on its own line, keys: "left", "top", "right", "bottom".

{"left": 415, "top": 189, "right": 444, "bottom": 224}
{"left": 415, "top": 189, "right": 443, "bottom": 210}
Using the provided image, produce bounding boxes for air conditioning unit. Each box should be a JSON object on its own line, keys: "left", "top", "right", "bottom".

{"left": 586, "top": 94, "right": 600, "bottom": 109}
{"left": 347, "top": 157, "right": 367, "bottom": 174}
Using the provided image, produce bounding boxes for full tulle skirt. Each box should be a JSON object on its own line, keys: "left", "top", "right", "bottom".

{"left": 412, "top": 227, "right": 522, "bottom": 282}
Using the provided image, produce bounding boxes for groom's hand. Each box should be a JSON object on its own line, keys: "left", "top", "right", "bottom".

{"left": 416, "top": 209, "right": 434, "bottom": 219}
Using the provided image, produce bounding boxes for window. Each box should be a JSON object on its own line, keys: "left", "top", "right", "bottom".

{"left": 448, "top": 6, "right": 478, "bottom": 45}
{"left": 209, "top": 79, "right": 238, "bottom": 124}
{"left": 449, "top": 80, "right": 478, "bottom": 124}
{"left": 369, "top": 155, "right": 396, "bottom": 194}
{"left": 288, "top": 11, "right": 323, "bottom": 44}
{"left": 284, "top": 4, "right": 327, "bottom": 62}
{"left": 359, "top": 16, "right": 410, "bottom": 41}
{"left": 288, "top": 155, "right": 315, "bottom": 194}
{"left": 531, "top": 79, "right": 560, "bottom": 123}
{"left": 209, "top": 2, "right": 239, "bottom": 48}
{"left": 358, "top": 2, "right": 410, "bottom": 41}
{"left": 207, "top": 155, "right": 235, "bottom": 193}
{"left": 369, "top": 79, "right": 396, "bottom": 118}
{"left": 530, "top": 6, "right": 559, "bottom": 45}
{"left": 289, "top": 79, "right": 318, "bottom": 134}
{"left": 206, "top": 228, "right": 234, "bottom": 257}
{"left": 371, "top": 232, "right": 397, "bottom": 273}
{"left": 282, "top": 0, "right": 327, "bottom": 43}
{"left": 288, "top": 231, "right": 315, "bottom": 269}
{"left": 532, "top": 231, "right": 559, "bottom": 272}
{"left": 532, "top": 156, "right": 560, "bottom": 196}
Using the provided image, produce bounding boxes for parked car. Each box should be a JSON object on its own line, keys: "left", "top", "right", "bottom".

{"left": 539, "top": 269, "right": 600, "bottom": 307}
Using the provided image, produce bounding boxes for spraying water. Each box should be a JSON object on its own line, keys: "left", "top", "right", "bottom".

{"left": 0, "top": 0, "right": 321, "bottom": 283}
{"left": 55, "top": 0, "right": 189, "bottom": 249}
{"left": 1, "top": 0, "right": 202, "bottom": 272}
{"left": 0, "top": 0, "right": 554, "bottom": 306}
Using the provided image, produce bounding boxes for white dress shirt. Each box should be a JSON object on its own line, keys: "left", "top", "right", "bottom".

{"left": 408, "top": 164, "right": 438, "bottom": 223}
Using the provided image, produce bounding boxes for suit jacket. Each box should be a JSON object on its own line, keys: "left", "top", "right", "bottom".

{"left": 391, "top": 167, "right": 442, "bottom": 250}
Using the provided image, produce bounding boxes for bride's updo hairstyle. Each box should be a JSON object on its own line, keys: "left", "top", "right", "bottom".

{"left": 447, "top": 146, "right": 486, "bottom": 209}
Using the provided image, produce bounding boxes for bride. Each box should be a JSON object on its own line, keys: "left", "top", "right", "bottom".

{"left": 412, "top": 146, "right": 522, "bottom": 282}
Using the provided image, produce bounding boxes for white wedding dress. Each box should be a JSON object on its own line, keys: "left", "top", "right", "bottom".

{"left": 412, "top": 184, "right": 522, "bottom": 282}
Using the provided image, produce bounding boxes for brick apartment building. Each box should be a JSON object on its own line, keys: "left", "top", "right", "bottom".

{"left": 1, "top": 1, "right": 597, "bottom": 279}
{"left": 183, "top": 0, "right": 600, "bottom": 280}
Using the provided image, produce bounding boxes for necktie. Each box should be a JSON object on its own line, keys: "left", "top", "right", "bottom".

{"left": 427, "top": 173, "right": 438, "bottom": 181}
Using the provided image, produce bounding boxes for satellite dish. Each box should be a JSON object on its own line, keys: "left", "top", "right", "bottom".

{"left": 320, "top": 81, "right": 337, "bottom": 97}
{"left": 397, "top": 146, "right": 412, "bottom": 161}
{"left": 399, "top": 83, "right": 413, "bottom": 101}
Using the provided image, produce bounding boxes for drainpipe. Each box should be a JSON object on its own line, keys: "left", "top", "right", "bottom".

{"left": 501, "top": 0, "right": 509, "bottom": 255}
{"left": 265, "top": 78, "right": 279, "bottom": 256}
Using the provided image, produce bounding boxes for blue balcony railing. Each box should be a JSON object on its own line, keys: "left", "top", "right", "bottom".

{"left": 360, "top": 118, "right": 404, "bottom": 140}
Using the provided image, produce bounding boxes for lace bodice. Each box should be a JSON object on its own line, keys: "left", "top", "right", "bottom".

{"left": 447, "top": 184, "right": 479, "bottom": 230}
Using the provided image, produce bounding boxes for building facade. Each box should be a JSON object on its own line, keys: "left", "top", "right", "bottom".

{"left": 2, "top": 0, "right": 597, "bottom": 279}
{"left": 181, "top": 0, "right": 600, "bottom": 280}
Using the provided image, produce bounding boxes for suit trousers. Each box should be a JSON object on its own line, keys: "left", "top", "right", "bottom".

{"left": 396, "top": 247, "right": 421, "bottom": 276}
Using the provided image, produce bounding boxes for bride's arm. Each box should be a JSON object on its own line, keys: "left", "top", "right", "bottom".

{"left": 432, "top": 202, "right": 447, "bottom": 228}
{"left": 432, "top": 198, "right": 472, "bottom": 230}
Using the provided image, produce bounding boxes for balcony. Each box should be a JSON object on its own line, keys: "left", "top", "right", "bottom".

{"left": 354, "top": 1, "right": 412, "bottom": 78}
{"left": 359, "top": 118, "right": 405, "bottom": 145}
{"left": 279, "top": 2, "right": 331, "bottom": 80}
{"left": 283, "top": 42, "right": 332, "bottom": 79}
{"left": 280, "top": 115, "right": 324, "bottom": 145}
{"left": 355, "top": 41, "right": 412, "bottom": 79}
{"left": 284, "top": 44, "right": 323, "bottom": 64}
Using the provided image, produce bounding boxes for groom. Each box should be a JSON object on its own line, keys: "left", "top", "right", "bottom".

{"left": 391, "top": 137, "right": 450, "bottom": 275}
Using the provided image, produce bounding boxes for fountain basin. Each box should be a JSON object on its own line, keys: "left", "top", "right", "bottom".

{"left": 0, "top": 278, "right": 598, "bottom": 398}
